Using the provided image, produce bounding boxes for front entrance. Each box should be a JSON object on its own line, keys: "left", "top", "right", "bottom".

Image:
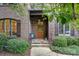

{"left": 30, "top": 15, "right": 48, "bottom": 40}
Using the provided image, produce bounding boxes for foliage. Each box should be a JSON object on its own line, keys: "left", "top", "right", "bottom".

{"left": 75, "top": 38, "right": 79, "bottom": 46}
{"left": 51, "top": 36, "right": 79, "bottom": 55}
{"left": 50, "top": 45, "right": 79, "bottom": 55}
{"left": 0, "top": 32, "right": 30, "bottom": 54}
{"left": 42, "top": 3, "right": 73, "bottom": 24}
{"left": 66, "top": 37, "right": 77, "bottom": 46}
{"left": 53, "top": 36, "right": 79, "bottom": 46}
{"left": 0, "top": 33, "right": 8, "bottom": 51}
{"left": 9, "top": 3, "right": 27, "bottom": 16}
{"left": 53, "top": 36, "right": 67, "bottom": 47}
{"left": 7, "top": 35, "right": 17, "bottom": 39}
{"left": 72, "top": 19, "right": 79, "bottom": 30}
{"left": 6, "top": 39, "right": 30, "bottom": 54}
{"left": 42, "top": 3, "right": 79, "bottom": 30}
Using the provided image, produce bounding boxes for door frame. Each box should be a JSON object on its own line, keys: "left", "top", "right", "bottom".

{"left": 30, "top": 10, "right": 48, "bottom": 40}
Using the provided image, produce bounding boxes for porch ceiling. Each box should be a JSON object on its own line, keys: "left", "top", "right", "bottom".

{"left": 29, "top": 10, "right": 42, "bottom": 15}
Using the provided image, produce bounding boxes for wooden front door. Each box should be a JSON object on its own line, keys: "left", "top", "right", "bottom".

{"left": 32, "top": 19, "right": 46, "bottom": 39}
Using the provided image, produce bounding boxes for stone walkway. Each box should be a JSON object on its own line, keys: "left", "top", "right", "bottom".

{"left": 31, "top": 47, "right": 71, "bottom": 56}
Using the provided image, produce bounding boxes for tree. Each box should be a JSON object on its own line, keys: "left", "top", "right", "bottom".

{"left": 42, "top": 3, "right": 73, "bottom": 24}
{"left": 42, "top": 3, "right": 79, "bottom": 29}
{"left": 42, "top": 3, "right": 79, "bottom": 36}
{"left": 9, "top": 3, "right": 27, "bottom": 16}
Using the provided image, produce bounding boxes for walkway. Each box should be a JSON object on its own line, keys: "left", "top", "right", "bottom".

{"left": 31, "top": 47, "right": 71, "bottom": 56}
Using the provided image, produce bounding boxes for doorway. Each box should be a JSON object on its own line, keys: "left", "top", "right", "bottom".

{"left": 30, "top": 15, "right": 48, "bottom": 40}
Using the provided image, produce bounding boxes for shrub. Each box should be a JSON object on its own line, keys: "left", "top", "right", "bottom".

{"left": 66, "top": 37, "right": 77, "bottom": 46}
{"left": 67, "top": 39, "right": 74, "bottom": 46}
{"left": 66, "top": 37, "right": 79, "bottom": 46}
{"left": 51, "top": 36, "right": 79, "bottom": 55}
{"left": 50, "top": 45, "right": 79, "bottom": 55}
{"left": 6, "top": 39, "right": 30, "bottom": 54}
{"left": 53, "top": 36, "right": 67, "bottom": 47}
{"left": 75, "top": 38, "right": 79, "bottom": 46}
{"left": 53, "top": 36, "right": 79, "bottom": 46}
{"left": 0, "top": 33, "right": 8, "bottom": 51}
{"left": 7, "top": 35, "right": 17, "bottom": 39}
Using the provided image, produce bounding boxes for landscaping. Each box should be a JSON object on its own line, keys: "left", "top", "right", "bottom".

{"left": 0, "top": 33, "right": 30, "bottom": 56}
{"left": 50, "top": 36, "right": 79, "bottom": 55}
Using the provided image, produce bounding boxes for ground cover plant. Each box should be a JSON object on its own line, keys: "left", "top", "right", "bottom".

{"left": 50, "top": 36, "right": 79, "bottom": 55}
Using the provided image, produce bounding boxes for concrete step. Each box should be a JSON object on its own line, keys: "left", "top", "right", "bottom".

{"left": 32, "top": 44, "right": 49, "bottom": 47}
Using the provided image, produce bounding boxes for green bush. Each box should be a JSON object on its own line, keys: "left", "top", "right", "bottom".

{"left": 0, "top": 33, "right": 8, "bottom": 51}
{"left": 66, "top": 37, "right": 77, "bottom": 46}
{"left": 7, "top": 35, "right": 17, "bottom": 39}
{"left": 6, "top": 39, "right": 30, "bottom": 54}
{"left": 53, "top": 36, "right": 79, "bottom": 46}
{"left": 51, "top": 36, "right": 79, "bottom": 55}
{"left": 50, "top": 45, "right": 79, "bottom": 55}
{"left": 75, "top": 39, "right": 79, "bottom": 46}
{"left": 53, "top": 36, "right": 67, "bottom": 47}
{"left": 66, "top": 37, "right": 79, "bottom": 46}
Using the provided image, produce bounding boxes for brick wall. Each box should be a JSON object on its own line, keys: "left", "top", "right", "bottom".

{"left": 0, "top": 6, "right": 30, "bottom": 40}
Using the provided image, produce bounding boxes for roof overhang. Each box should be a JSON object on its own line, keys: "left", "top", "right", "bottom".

{"left": 29, "top": 10, "right": 42, "bottom": 15}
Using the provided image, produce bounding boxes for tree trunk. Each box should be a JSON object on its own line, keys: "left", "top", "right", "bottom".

{"left": 72, "top": 3, "right": 76, "bottom": 20}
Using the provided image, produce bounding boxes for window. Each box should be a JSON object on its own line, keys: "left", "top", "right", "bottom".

{"left": 59, "top": 23, "right": 63, "bottom": 34}
{"left": 58, "top": 23, "right": 70, "bottom": 36}
{"left": 0, "top": 19, "right": 17, "bottom": 36}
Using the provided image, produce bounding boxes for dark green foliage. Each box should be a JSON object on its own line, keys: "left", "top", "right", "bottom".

{"left": 50, "top": 45, "right": 79, "bottom": 55}
{"left": 42, "top": 3, "right": 73, "bottom": 24}
{"left": 0, "top": 33, "right": 30, "bottom": 54}
{"left": 0, "top": 33, "right": 8, "bottom": 51}
{"left": 67, "top": 39, "right": 74, "bottom": 46}
{"left": 75, "top": 38, "right": 79, "bottom": 46}
{"left": 53, "top": 36, "right": 79, "bottom": 46}
{"left": 66, "top": 37, "right": 77, "bottom": 46}
{"left": 6, "top": 39, "right": 30, "bottom": 54}
{"left": 53, "top": 36, "right": 67, "bottom": 47}
{"left": 51, "top": 36, "right": 79, "bottom": 55}
{"left": 66, "top": 37, "right": 79, "bottom": 46}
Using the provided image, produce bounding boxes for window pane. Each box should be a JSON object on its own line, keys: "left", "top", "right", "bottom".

{"left": 12, "top": 20, "right": 17, "bottom": 34}
{"left": 59, "top": 23, "right": 63, "bottom": 34}
{"left": 5, "top": 19, "right": 10, "bottom": 34}
{"left": 65, "top": 23, "right": 69, "bottom": 34}
{"left": 0, "top": 20, "right": 3, "bottom": 32}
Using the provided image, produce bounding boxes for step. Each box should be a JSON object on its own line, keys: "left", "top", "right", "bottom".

{"left": 32, "top": 44, "right": 49, "bottom": 47}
